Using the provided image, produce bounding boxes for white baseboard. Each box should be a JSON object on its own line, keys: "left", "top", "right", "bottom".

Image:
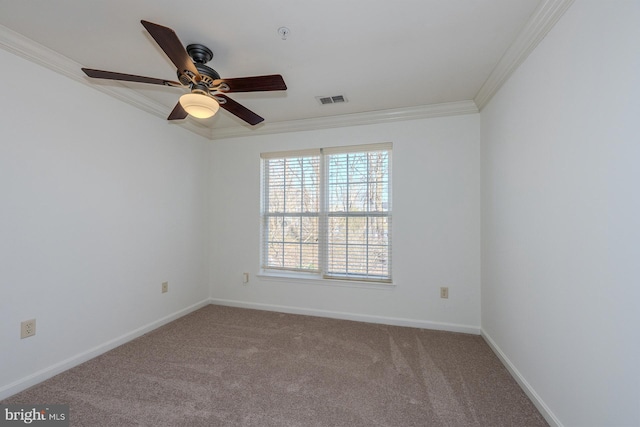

{"left": 210, "top": 298, "right": 481, "bottom": 335}
{"left": 1, "top": 298, "right": 479, "bottom": 401}
{"left": 481, "top": 329, "right": 563, "bottom": 427}
{"left": 0, "top": 299, "right": 210, "bottom": 400}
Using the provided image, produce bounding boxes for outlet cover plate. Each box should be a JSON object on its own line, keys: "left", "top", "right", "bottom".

{"left": 21, "top": 319, "right": 36, "bottom": 339}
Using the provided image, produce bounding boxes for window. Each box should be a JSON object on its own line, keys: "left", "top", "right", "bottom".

{"left": 261, "top": 143, "right": 391, "bottom": 283}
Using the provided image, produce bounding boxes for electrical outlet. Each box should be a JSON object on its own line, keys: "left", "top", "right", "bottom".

{"left": 21, "top": 319, "right": 36, "bottom": 339}
{"left": 162, "top": 281, "right": 168, "bottom": 293}
{"left": 440, "top": 287, "right": 449, "bottom": 299}
{"left": 242, "top": 273, "right": 249, "bottom": 284}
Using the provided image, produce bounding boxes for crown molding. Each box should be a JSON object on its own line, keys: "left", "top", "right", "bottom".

{"left": 210, "top": 101, "right": 479, "bottom": 140}
{"left": 474, "top": 0, "right": 575, "bottom": 110}
{"left": 0, "top": 23, "right": 478, "bottom": 141}
{"left": 1, "top": 0, "right": 573, "bottom": 141}
{"left": 0, "top": 24, "right": 210, "bottom": 139}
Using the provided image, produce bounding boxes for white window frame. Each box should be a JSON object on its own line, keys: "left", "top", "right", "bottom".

{"left": 260, "top": 143, "right": 392, "bottom": 285}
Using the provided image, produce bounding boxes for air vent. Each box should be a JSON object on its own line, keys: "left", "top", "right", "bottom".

{"left": 316, "top": 95, "right": 348, "bottom": 105}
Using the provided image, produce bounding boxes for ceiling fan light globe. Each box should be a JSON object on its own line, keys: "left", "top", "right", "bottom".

{"left": 179, "top": 93, "right": 220, "bottom": 119}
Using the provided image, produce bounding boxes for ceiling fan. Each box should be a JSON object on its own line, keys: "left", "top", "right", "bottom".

{"left": 81, "top": 20, "right": 287, "bottom": 125}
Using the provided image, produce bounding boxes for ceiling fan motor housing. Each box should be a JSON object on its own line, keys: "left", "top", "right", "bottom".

{"left": 178, "top": 44, "right": 221, "bottom": 86}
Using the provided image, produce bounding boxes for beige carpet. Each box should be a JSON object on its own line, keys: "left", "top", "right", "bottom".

{"left": 3, "top": 305, "right": 548, "bottom": 426}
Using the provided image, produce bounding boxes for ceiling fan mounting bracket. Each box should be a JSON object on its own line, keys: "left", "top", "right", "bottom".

{"left": 187, "top": 44, "right": 213, "bottom": 64}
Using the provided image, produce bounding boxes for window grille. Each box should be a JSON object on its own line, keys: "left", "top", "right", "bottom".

{"left": 261, "top": 143, "right": 391, "bottom": 282}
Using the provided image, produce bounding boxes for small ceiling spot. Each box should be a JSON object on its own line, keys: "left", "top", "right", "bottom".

{"left": 278, "top": 27, "right": 290, "bottom": 40}
{"left": 316, "top": 95, "right": 348, "bottom": 105}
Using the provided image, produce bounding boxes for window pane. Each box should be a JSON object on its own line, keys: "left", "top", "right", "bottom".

{"left": 328, "top": 154, "right": 347, "bottom": 184}
{"left": 368, "top": 182, "right": 389, "bottom": 211}
{"left": 267, "top": 216, "right": 284, "bottom": 242}
{"left": 348, "top": 183, "right": 368, "bottom": 212}
{"left": 368, "top": 216, "right": 389, "bottom": 243}
{"left": 348, "top": 153, "right": 368, "bottom": 184}
{"left": 300, "top": 243, "right": 318, "bottom": 270}
{"left": 346, "top": 216, "right": 367, "bottom": 245}
{"left": 267, "top": 159, "right": 285, "bottom": 213}
{"left": 368, "top": 245, "right": 389, "bottom": 276}
{"left": 346, "top": 244, "right": 367, "bottom": 275}
{"left": 328, "top": 183, "right": 347, "bottom": 212}
{"left": 267, "top": 242, "right": 284, "bottom": 268}
{"left": 282, "top": 217, "right": 299, "bottom": 243}
{"left": 328, "top": 217, "right": 347, "bottom": 244}
{"left": 327, "top": 243, "right": 346, "bottom": 274}
{"left": 301, "top": 217, "right": 318, "bottom": 245}
{"left": 284, "top": 158, "right": 303, "bottom": 212}
{"left": 283, "top": 243, "right": 301, "bottom": 269}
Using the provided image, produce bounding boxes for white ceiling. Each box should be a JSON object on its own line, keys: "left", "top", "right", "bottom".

{"left": 0, "top": 0, "right": 573, "bottom": 139}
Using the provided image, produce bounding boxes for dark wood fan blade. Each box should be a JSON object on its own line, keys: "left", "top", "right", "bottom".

{"left": 167, "top": 102, "right": 188, "bottom": 121}
{"left": 216, "top": 94, "right": 264, "bottom": 125}
{"left": 82, "top": 68, "right": 183, "bottom": 87}
{"left": 140, "top": 20, "right": 200, "bottom": 80}
{"left": 213, "top": 75, "right": 287, "bottom": 93}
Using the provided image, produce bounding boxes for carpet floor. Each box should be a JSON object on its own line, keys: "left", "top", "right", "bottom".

{"left": 3, "top": 305, "right": 548, "bottom": 426}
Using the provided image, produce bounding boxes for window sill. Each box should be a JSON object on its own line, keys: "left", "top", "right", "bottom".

{"left": 257, "top": 271, "right": 395, "bottom": 290}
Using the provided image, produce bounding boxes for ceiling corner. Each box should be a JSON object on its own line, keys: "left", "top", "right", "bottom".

{"left": 474, "top": 0, "right": 576, "bottom": 110}
{"left": 0, "top": 22, "right": 185, "bottom": 129}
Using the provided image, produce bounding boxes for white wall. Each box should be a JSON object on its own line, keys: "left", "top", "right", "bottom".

{"left": 0, "top": 49, "right": 210, "bottom": 398}
{"left": 208, "top": 115, "right": 481, "bottom": 332}
{"left": 481, "top": 1, "right": 640, "bottom": 426}
{"left": 9, "top": 2, "right": 638, "bottom": 423}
